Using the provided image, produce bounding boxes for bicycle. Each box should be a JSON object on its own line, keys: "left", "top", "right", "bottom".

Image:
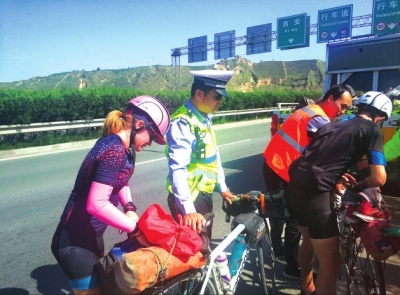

{"left": 336, "top": 189, "right": 387, "bottom": 295}
{"left": 139, "top": 190, "right": 277, "bottom": 295}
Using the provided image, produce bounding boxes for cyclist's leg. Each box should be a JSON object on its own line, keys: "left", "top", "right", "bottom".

{"left": 311, "top": 236, "right": 340, "bottom": 294}
{"left": 58, "top": 246, "right": 102, "bottom": 295}
{"left": 298, "top": 226, "right": 316, "bottom": 295}
{"left": 306, "top": 191, "right": 341, "bottom": 295}
{"left": 52, "top": 224, "right": 102, "bottom": 295}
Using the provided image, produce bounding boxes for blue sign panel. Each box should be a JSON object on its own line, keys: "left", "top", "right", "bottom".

{"left": 277, "top": 13, "right": 307, "bottom": 49}
{"left": 372, "top": 0, "right": 400, "bottom": 34}
{"left": 188, "top": 36, "right": 208, "bottom": 63}
{"left": 214, "top": 30, "right": 236, "bottom": 60}
{"left": 246, "top": 23, "right": 272, "bottom": 55}
{"left": 317, "top": 5, "right": 353, "bottom": 43}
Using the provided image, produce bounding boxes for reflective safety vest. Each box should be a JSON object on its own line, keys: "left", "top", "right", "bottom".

{"left": 264, "top": 104, "right": 328, "bottom": 182}
{"left": 166, "top": 105, "right": 219, "bottom": 201}
{"left": 384, "top": 128, "right": 400, "bottom": 162}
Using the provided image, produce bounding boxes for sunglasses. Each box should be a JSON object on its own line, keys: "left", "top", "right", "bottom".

{"left": 211, "top": 91, "right": 223, "bottom": 100}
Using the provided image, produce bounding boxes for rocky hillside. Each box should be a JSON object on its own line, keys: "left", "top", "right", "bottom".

{"left": 0, "top": 56, "right": 325, "bottom": 91}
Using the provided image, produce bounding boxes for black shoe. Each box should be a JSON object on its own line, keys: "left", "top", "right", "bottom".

{"left": 283, "top": 266, "right": 301, "bottom": 280}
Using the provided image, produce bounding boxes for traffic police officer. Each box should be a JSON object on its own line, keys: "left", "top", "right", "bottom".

{"left": 165, "top": 70, "right": 235, "bottom": 238}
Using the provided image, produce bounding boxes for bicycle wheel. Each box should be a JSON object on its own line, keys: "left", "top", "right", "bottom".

{"left": 184, "top": 277, "right": 218, "bottom": 295}
{"left": 256, "top": 234, "right": 276, "bottom": 295}
{"left": 142, "top": 268, "right": 217, "bottom": 295}
{"left": 345, "top": 229, "right": 384, "bottom": 295}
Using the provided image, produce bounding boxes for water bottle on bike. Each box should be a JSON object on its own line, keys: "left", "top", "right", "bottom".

{"left": 216, "top": 253, "right": 232, "bottom": 294}
{"left": 229, "top": 234, "right": 247, "bottom": 276}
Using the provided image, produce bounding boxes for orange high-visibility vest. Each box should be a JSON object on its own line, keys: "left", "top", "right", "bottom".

{"left": 264, "top": 104, "right": 328, "bottom": 182}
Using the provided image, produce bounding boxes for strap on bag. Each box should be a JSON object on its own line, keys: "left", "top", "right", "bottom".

{"left": 148, "top": 231, "right": 180, "bottom": 285}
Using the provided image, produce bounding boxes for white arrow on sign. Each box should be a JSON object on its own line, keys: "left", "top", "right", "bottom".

{"left": 388, "top": 23, "right": 396, "bottom": 29}
{"left": 330, "top": 32, "right": 337, "bottom": 38}
{"left": 288, "top": 38, "right": 294, "bottom": 43}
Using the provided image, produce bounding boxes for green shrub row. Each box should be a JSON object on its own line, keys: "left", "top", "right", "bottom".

{"left": 0, "top": 87, "right": 322, "bottom": 125}
{"left": 0, "top": 87, "right": 322, "bottom": 150}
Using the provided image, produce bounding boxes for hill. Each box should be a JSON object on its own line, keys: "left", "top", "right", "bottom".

{"left": 0, "top": 56, "right": 325, "bottom": 91}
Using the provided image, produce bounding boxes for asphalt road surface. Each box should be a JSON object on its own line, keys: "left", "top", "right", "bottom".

{"left": 2, "top": 119, "right": 301, "bottom": 295}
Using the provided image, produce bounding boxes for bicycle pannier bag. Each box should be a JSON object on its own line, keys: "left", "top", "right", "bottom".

{"left": 138, "top": 204, "right": 202, "bottom": 257}
{"left": 96, "top": 238, "right": 141, "bottom": 294}
{"left": 359, "top": 220, "right": 400, "bottom": 262}
{"left": 114, "top": 246, "right": 206, "bottom": 294}
{"left": 232, "top": 212, "right": 266, "bottom": 244}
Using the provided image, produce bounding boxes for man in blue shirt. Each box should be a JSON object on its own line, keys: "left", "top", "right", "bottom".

{"left": 165, "top": 70, "right": 235, "bottom": 238}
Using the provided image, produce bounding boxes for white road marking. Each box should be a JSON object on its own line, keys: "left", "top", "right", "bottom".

{"left": 0, "top": 119, "right": 265, "bottom": 161}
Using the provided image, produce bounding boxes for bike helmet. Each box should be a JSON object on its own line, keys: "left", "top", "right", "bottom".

{"left": 294, "top": 97, "right": 315, "bottom": 111}
{"left": 126, "top": 95, "right": 170, "bottom": 145}
{"left": 354, "top": 91, "right": 392, "bottom": 120}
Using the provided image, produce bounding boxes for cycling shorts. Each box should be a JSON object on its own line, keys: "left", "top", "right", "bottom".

{"left": 51, "top": 223, "right": 101, "bottom": 290}
{"left": 286, "top": 183, "right": 339, "bottom": 239}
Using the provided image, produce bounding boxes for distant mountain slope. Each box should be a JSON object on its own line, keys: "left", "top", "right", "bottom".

{"left": 0, "top": 56, "right": 325, "bottom": 91}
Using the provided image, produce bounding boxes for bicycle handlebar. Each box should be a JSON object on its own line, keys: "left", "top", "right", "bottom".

{"left": 224, "top": 190, "right": 289, "bottom": 222}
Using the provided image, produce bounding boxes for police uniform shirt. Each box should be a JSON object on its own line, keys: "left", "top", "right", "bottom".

{"left": 166, "top": 99, "right": 227, "bottom": 215}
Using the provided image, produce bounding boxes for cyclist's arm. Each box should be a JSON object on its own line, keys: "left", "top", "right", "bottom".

{"left": 357, "top": 164, "right": 386, "bottom": 188}
{"left": 87, "top": 182, "right": 137, "bottom": 232}
{"left": 117, "top": 185, "right": 133, "bottom": 205}
{"left": 117, "top": 186, "right": 139, "bottom": 221}
{"left": 356, "top": 124, "right": 387, "bottom": 188}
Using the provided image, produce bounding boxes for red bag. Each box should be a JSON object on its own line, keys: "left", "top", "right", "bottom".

{"left": 138, "top": 204, "right": 202, "bottom": 257}
{"left": 359, "top": 220, "right": 400, "bottom": 262}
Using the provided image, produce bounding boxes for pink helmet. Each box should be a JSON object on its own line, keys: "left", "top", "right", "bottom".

{"left": 127, "top": 95, "right": 170, "bottom": 145}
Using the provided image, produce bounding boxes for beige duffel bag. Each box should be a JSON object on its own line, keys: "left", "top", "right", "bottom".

{"left": 114, "top": 246, "right": 206, "bottom": 294}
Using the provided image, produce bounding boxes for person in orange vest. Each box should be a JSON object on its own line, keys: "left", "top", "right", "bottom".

{"left": 262, "top": 84, "right": 354, "bottom": 281}
{"left": 286, "top": 91, "right": 391, "bottom": 295}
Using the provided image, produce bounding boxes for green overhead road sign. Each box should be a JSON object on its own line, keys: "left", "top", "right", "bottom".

{"left": 373, "top": 0, "right": 400, "bottom": 34}
{"left": 317, "top": 5, "right": 353, "bottom": 43}
{"left": 277, "top": 13, "right": 307, "bottom": 49}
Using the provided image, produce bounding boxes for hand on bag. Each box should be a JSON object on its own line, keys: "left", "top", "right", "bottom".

{"left": 221, "top": 189, "right": 235, "bottom": 205}
{"left": 380, "top": 226, "right": 400, "bottom": 238}
{"left": 184, "top": 212, "right": 206, "bottom": 234}
{"left": 126, "top": 211, "right": 139, "bottom": 222}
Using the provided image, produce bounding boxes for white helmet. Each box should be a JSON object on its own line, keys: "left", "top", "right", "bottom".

{"left": 355, "top": 91, "right": 392, "bottom": 120}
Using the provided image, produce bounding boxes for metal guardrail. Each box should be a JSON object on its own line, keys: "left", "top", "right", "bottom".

{"left": 0, "top": 108, "right": 289, "bottom": 136}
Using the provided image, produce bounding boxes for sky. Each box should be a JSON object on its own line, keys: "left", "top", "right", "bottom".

{"left": 0, "top": 0, "right": 374, "bottom": 83}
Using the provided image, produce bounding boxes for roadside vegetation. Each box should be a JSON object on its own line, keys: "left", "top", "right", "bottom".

{"left": 0, "top": 87, "right": 323, "bottom": 150}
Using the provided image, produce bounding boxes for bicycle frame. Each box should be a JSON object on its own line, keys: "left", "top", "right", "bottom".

{"left": 199, "top": 224, "right": 246, "bottom": 294}
{"left": 338, "top": 209, "right": 386, "bottom": 295}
